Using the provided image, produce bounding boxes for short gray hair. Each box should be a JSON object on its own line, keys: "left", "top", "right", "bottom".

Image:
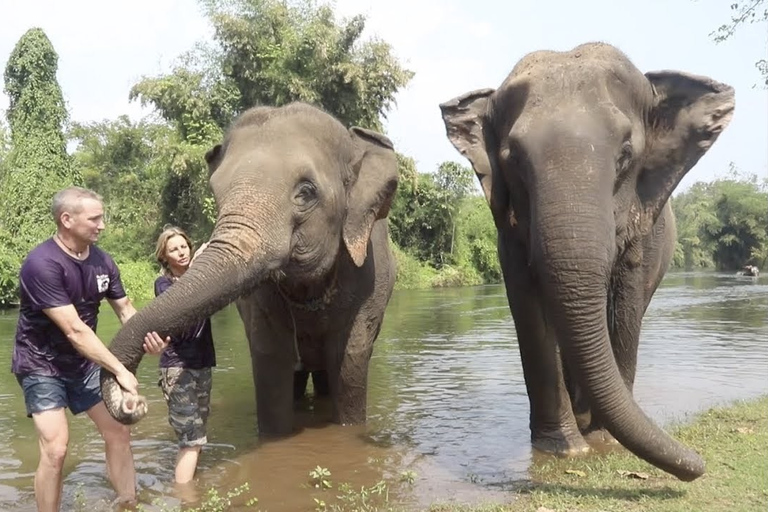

{"left": 51, "top": 186, "right": 103, "bottom": 226}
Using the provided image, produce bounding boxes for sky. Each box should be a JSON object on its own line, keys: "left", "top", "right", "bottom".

{"left": 1, "top": 0, "right": 766, "bottom": 192}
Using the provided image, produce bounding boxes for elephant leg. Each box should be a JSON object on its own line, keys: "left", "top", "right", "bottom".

{"left": 561, "top": 352, "right": 591, "bottom": 432}
{"left": 500, "top": 237, "right": 588, "bottom": 454}
{"left": 311, "top": 370, "right": 331, "bottom": 397}
{"left": 238, "top": 296, "right": 297, "bottom": 437}
{"left": 254, "top": 349, "right": 297, "bottom": 436}
{"left": 325, "top": 318, "right": 379, "bottom": 426}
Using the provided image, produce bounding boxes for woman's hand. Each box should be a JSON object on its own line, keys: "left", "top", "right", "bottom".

{"left": 143, "top": 331, "right": 170, "bottom": 355}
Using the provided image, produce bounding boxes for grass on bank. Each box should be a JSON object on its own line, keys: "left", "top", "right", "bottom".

{"left": 429, "top": 395, "right": 768, "bottom": 512}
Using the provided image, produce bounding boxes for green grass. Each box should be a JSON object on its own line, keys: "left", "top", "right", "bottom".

{"left": 428, "top": 396, "right": 768, "bottom": 512}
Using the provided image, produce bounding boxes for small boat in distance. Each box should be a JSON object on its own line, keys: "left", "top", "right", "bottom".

{"left": 739, "top": 265, "right": 760, "bottom": 277}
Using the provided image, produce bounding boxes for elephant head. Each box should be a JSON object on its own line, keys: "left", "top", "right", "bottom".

{"left": 439, "top": 42, "right": 734, "bottom": 481}
{"left": 100, "top": 102, "right": 398, "bottom": 424}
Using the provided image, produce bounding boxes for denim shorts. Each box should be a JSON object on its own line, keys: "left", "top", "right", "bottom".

{"left": 16, "top": 367, "right": 102, "bottom": 417}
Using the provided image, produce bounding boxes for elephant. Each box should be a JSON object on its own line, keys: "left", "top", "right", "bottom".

{"left": 439, "top": 42, "right": 734, "bottom": 481}
{"left": 100, "top": 102, "right": 399, "bottom": 436}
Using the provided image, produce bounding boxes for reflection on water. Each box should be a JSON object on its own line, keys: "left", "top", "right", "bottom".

{"left": 0, "top": 271, "right": 766, "bottom": 510}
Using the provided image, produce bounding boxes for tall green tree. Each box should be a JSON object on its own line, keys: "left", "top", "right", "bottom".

{"left": 0, "top": 28, "right": 82, "bottom": 251}
{"left": 202, "top": 0, "right": 414, "bottom": 130}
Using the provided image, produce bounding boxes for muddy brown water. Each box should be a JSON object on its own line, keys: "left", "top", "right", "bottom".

{"left": 0, "top": 271, "right": 766, "bottom": 511}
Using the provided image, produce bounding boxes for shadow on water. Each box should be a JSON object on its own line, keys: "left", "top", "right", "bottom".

{"left": 0, "top": 271, "right": 766, "bottom": 510}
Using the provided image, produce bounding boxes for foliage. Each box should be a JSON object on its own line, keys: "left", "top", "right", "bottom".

{"left": 388, "top": 157, "right": 499, "bottom": 283}
{"left": 672, "top": 166, "right": 768, "bottom": 270}
{"left": 0, "top": 28, "right": 83, "bottom": 252}
{"left": 69, "top": 116, "right": 173, "bottom": 260}
{"left": 390, "top": 242, "right": 438, "bottom": 290}
{"left": 709, "top": 0, "right": 767, "bottom": 87}
{"left": 309, "top": 466, "right": 395, "bottom": 512}
{"left": 129, "top": 57, "right": 226, "bottom": 242}
{"left": 133, "top": 483, "right": 258, "bottom": 512}
{"left": 0, "top": 116, "right": 10, "bottom": 169}
{"left": 0, "top": 230, "right": 22, "bottom": 306}
{"left": 201, "top": 0, "right": 414, "bottom": 130}
{"left": 0, "top": 28, "right": 84, "bottom": 303}
{"left": 115, "top": 260, "right": 157, "bottom": 302}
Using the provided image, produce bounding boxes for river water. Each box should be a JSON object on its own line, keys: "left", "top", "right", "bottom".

{"left": 0, "top": 271, "right": 765, "bottom": 511}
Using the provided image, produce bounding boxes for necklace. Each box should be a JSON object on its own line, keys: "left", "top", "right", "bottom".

{"left": 56, "top": 233, "right": 84, "bottom": 259}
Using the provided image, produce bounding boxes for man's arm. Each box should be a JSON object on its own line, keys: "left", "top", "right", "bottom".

{"left": 108, "top": 296, "right": 168, "bottom": 355}
{"left": 42, "top": 305, "right": 138, "bottom": 394}
{"left": 108, "top": 296, "right": 137, "bottom": 325}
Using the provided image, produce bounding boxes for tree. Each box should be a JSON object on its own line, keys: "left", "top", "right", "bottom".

{"left": 672, "top": 165, "right": 768, "bottom": 270}
{"left": 202, "top": 0, "right": 414, "bottom": 130}
{"left": 68, "top": 116, "right": 173, "bottom": 260}
{"left": 710, "top": 0, "right": 768, "bottom": 87}
{"left": 0, "top": 28, "right": 82, "bottom": 251}
{"left": 435, "top": 161, "right": 476, "bottom": 256}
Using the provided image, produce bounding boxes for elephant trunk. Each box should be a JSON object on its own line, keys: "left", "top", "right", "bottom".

{"left": 101, "top": 202, "right": 284, "bottom": 424}
{"left": 532, "top": 175, "right": 705, "bottom": 482}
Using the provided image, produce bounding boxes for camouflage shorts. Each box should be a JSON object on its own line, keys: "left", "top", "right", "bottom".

{"left": 159, "top": 367, "right": 212, "bottom": 448}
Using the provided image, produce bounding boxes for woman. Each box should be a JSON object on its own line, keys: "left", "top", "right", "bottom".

{"left": 149, "top": 226, "right": 215, "bottom": 484}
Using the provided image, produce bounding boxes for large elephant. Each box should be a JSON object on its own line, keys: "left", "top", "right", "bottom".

{"left": 100, "top": 102, "right": 398, "bottom": 436}
{"left": 439, "top": 42, "right": 734, "bottom": 481}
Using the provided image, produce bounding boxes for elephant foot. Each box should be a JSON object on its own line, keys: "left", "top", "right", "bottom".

{"left": 531, "top": 429, "right": 590, "bottom": 456}
{"left": 582, "top": 427, "right": 620, "bottom": 448}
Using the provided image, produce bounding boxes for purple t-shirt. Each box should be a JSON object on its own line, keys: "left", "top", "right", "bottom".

{"left": 155, "top": 275, "right": 216, "bottom": 369}
{"left": 11, "top": 238, "right": 126, "bottom": 378}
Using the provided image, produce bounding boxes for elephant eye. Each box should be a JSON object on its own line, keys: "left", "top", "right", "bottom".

{"left": 294, "top": 181, "right": 318, "bottom": 207}
{"left": 617, "top": 141, "right": 633, "bottom": 173}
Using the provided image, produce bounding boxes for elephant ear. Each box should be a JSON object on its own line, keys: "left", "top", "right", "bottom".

{"left": 439, "top": 88, "right": 496, "bottom": 204}
{"left": 344, "top": 127, "right": 399, "bottom": 267}
{"left": 639, "top": 71, "right": 735, "bottom": 227}
{"left": 205, "top": 144, "right": 224, "bottom": 174}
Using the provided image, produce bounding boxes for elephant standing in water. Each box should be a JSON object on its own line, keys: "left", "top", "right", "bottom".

{"left": 440, "top": 42, "right": 734, "bottom": 481}
{"left": 100, "top": 102, "right": 398, "bottom": 436}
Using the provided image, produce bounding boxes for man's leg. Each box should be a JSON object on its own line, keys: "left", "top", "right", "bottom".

{"left": 87, "top": 402, "right": 136, "bottom": 504}
{"left": 31, "top": 409, "right": 70, "bottom": 512}
{"left": 71, "top": 367, "right": 136, "bottom": 504}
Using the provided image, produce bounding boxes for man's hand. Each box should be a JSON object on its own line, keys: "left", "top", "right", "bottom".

{"left": 115, "top": 368, "right": 139, "bottom": 396}
{"left": 143, "top": 331, "right": 169, "bottom": 355}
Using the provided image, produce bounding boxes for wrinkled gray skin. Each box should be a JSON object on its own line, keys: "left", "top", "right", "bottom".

{"left": 100, "top": 103, "right": 398, "bottom": 436}
{"left": 440, "top": 42, "right": 734, "bottom": 481}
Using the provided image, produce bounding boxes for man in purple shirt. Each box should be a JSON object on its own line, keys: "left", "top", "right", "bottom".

{"left": 11, "top": 186, "right": 167, "bottom": 511}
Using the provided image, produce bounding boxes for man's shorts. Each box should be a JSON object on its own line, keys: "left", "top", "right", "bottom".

{"left": 159, "top": 367, "right": 212, "bottom": 448}
{"left": 16, "top": 367, "right": 102, "bottom": 417}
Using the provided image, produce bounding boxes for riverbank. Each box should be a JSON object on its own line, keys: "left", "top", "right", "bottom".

{"left": 429, "top": 395, "right": 768, "bottom": 512}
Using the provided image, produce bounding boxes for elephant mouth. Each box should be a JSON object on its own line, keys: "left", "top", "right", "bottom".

{"left": 273, "top": 264, "right": 339, "bottom": 312}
